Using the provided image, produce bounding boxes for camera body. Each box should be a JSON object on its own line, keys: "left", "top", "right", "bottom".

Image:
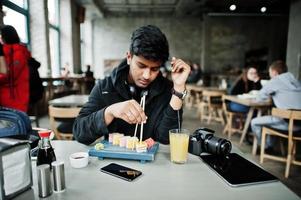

{"left": 188, "top": 127, "right": 232, "bottom": 156}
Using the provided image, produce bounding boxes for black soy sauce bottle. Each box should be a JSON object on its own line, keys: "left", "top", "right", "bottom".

{"left": 37, "top": 130, "right": 56, "bottom": 169}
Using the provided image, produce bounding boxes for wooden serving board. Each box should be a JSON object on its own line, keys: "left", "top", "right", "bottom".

{"left": 88, "top": 140, "right": 159, "bottom": 163}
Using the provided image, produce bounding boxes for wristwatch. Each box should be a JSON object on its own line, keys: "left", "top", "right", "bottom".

{"left": 172, "top": 88, "right": 187, "bottom": 100}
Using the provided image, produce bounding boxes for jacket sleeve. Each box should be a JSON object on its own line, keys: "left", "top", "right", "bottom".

{"left": 154, "top": 104, "right": 182, "bottom": 144}
{"left": 230, "top": 79, "right": 244, "bottom": 95}
{"left": 257, "top": 79, "right": 275, "bottom": 101}
{"left": 0, "top": 46, "right": 30, "bottom": 84}
{"left": 73, "top": 83, "right": 110, "bottom": 145}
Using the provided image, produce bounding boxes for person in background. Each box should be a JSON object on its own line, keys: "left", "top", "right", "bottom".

{"left": 0, "top": 25, "right": 31, "bottom": 112}
{"left": 84, "top": 65, "right": 95, "bottom": 94}
{"left": 251, "top": 60, "right": 301, "bottom": 152}
{"left": 61, "top": 62, "right": 73, "bottom": 89}
{"left": 187, "top": 62, "right": 202, "bottom": 83}
{"left": 61, "top": 62, "right": 70, "bottom": 78}
{"left": 0, "top": 43, "right": 6, "bottom": 74}
{"left": 229, "top": 65, "right": 262, "bottom": 113}
{"left": 73, "top": 25, "right": 191, "bottom": 145}
{"left": 85, "top": 65, "right": 93, "bottom": 78}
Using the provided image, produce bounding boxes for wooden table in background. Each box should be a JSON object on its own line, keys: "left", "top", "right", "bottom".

{"left": 41, "top": 76, "right": 86, "bottom": 100}
{"left": 185, "top": 84, "right": 226, "bottom": 108}
{"left": 48, "top": 94, "right": 89, "bottom": 107}
{"left": 223, "top": 95, "right": 272, "bottom": 145}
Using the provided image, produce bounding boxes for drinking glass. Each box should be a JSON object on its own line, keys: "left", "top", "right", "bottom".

{"left": 169, "top": 129, "right": 189, "bottom": 164}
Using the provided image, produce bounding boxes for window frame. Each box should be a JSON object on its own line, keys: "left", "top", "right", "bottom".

{"left": 48, "top": 0, "right": 61, "bottom": 75}
{"left": 2, "top": 0, "right": 30, "bottom": 48}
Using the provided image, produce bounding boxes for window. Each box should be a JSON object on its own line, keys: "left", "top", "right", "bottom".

{"left": 2, "top": 0, "right": 29, "bottom": 45}
{"left": 49, "top": 28, "right": 60, "bottom": 76}
{"left": 47, "top": 0, "right": 61, "bottom": 77}
{"left": 8, "top": 0, "right": 26, "bottom": 8}
{"left": 80, "top": 23, "right": 85, "bottom": 71}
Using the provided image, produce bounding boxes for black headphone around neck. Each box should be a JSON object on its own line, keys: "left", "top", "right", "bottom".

{"left": 129, "top": 85, "right": 137, "bottom": 99}
{"left": 125, "top": 80, "right": 137, "bottom": 99}
{"left": 126, "top": 82, "right": 149, "bottom": 100}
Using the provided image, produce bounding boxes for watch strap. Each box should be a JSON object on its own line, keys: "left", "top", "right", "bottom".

{"left": 172, "top": 88, "right": 187, "bottom": 100}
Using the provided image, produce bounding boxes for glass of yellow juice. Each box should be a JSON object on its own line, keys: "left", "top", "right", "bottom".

{"left": 169, "top": 129, "right": 189, "bottom": 164}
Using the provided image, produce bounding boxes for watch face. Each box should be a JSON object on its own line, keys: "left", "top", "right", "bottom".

{"left": 182, "top": 90, "right": 187, "bottom": 99}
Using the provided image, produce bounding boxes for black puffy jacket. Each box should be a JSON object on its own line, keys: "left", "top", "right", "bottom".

{"left": 73, "top": 59, "right": 182, "bottom": 145}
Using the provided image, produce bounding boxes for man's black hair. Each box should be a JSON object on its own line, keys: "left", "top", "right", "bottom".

{"left": 0, "top": 25, "right": 20, "bottom": 44}
{"left": 130, "top": 25, "right": 169, "bottom": 63}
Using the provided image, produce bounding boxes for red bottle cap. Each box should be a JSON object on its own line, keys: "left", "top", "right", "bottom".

{"left": 38, "top": 130, "right": 51, "bottom": 138}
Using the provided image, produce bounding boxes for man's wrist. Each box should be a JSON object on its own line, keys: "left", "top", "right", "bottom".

{"left": 104, "top": 105, "right": 114, "bottom": 125}
{"left": 172, "top": 87, "right": 187, "bottom": 100}
{"left": 173, "top": 84, "right": 185, "bottom": 92}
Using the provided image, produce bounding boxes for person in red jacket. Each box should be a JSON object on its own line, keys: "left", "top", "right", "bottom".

{"left": 0, "top": 25, "right": 31, "bottom": 112}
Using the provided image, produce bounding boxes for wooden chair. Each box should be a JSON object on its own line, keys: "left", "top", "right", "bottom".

{"left": 222, "top": 95, "right": 244, "bottom": 140}
{"left": 48, "top": 105, "right": 81, "bottom": 140}
{"left": 185, "top": 84, "right": 202, "bottom": 109}
{"left": 260, "top": 108, "right": 301, "bottom": 178}
{"left": 198, "top": 90, "right": 225, "bottom": 124}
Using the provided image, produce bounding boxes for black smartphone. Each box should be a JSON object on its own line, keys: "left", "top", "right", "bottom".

{"left": 100, "top": 163, "right": 142, "bottom": 182}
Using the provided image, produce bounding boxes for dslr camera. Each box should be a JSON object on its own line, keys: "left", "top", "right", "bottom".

{"left": 188, "top": 127, "right": 232, "bottom": 156}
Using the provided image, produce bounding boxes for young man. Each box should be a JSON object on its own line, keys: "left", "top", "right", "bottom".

{"left": 251, "top": 60, "right": 301, "bottom": 151}
{"left": 73, "top": 25, "right": 190, "bottom": 145}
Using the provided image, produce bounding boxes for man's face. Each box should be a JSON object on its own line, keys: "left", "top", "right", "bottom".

{"left": 127, "top": 52, "right": 162, "bottom": 88}
{"left": 269, "top": 68, "right": 278, "bottom": 79}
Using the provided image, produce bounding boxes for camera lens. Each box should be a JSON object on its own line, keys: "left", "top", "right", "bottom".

{"left": 203, "top": 136, "right": 231, "bottom": 156}
{"left": 219, "top": 140, "right": 232, "bottom": 155}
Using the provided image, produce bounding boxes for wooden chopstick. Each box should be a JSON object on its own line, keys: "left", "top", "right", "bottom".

{"left": 133, "top": 97, "right": 144, "bottom": 139}
{"left": 139, "top": 95, "right": 146, "bottom": 142}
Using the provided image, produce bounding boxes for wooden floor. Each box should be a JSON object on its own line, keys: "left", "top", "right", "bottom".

{"left": 37, "top": 106, "right": 301, "bottom": 197}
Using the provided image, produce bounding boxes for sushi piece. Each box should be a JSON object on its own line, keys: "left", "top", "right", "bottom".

{"left": 144, "top": 138, "right": 155, "bottom": 149}
{"left": 94, "top": 143, "right": 104, "bottom": 150}
{"left": 136, "top": 141, "right": 147, "bottom": 153}
{"left": 126, "top": 137, "right": 138, "bottom": 149}
{"left": 108, "top": 133, "right": 114, "bottom": 143}
{"left": 119, "top": 136, "right": 130, "bottom": 147}
{"left": 112, "top": 133, "right": 124, "bottom": 145}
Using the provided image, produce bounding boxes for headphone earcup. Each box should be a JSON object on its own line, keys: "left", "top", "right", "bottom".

{"left": 129, "top": 85, "right": 136, "bottom": 98}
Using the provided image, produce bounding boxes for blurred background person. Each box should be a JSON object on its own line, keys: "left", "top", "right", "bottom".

{"left": 0, "top": 25, "right": 31, "bottom": 112}
{"left": 187, "top": 62, "right": 202, "bottom": 84}
{"left": 0, "top": 42, "right": 6, "bottom": 74}
{"left": 229, "top": 65, "right": 262, "bottom": 113}
{"left": 61, "top": 62, "right": 73, "bottom": 90}
{"left": 251, "top": 60, "right": 301, "bottom": 152}
{"left": 84, "top": 64, "right": 95, "bottom": 94}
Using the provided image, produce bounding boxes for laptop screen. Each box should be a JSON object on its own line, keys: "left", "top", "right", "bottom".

{"left": 200, "top": 153, "right": 278, "bottom": 187}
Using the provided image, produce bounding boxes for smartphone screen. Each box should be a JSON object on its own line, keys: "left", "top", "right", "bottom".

{"left": 100, "top": 163, "right": 142, "bottom": 182}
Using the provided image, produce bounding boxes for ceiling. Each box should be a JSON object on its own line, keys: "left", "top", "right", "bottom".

{"left": 76, "top": 0, "right": 290, "bottom": 18}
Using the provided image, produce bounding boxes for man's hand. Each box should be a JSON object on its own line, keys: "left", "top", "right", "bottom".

{"left": 170, "top": 57, "right": 191, "bottom": 91}
{"left": 105, "top": 99, "right": 147, "bottom": 125}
